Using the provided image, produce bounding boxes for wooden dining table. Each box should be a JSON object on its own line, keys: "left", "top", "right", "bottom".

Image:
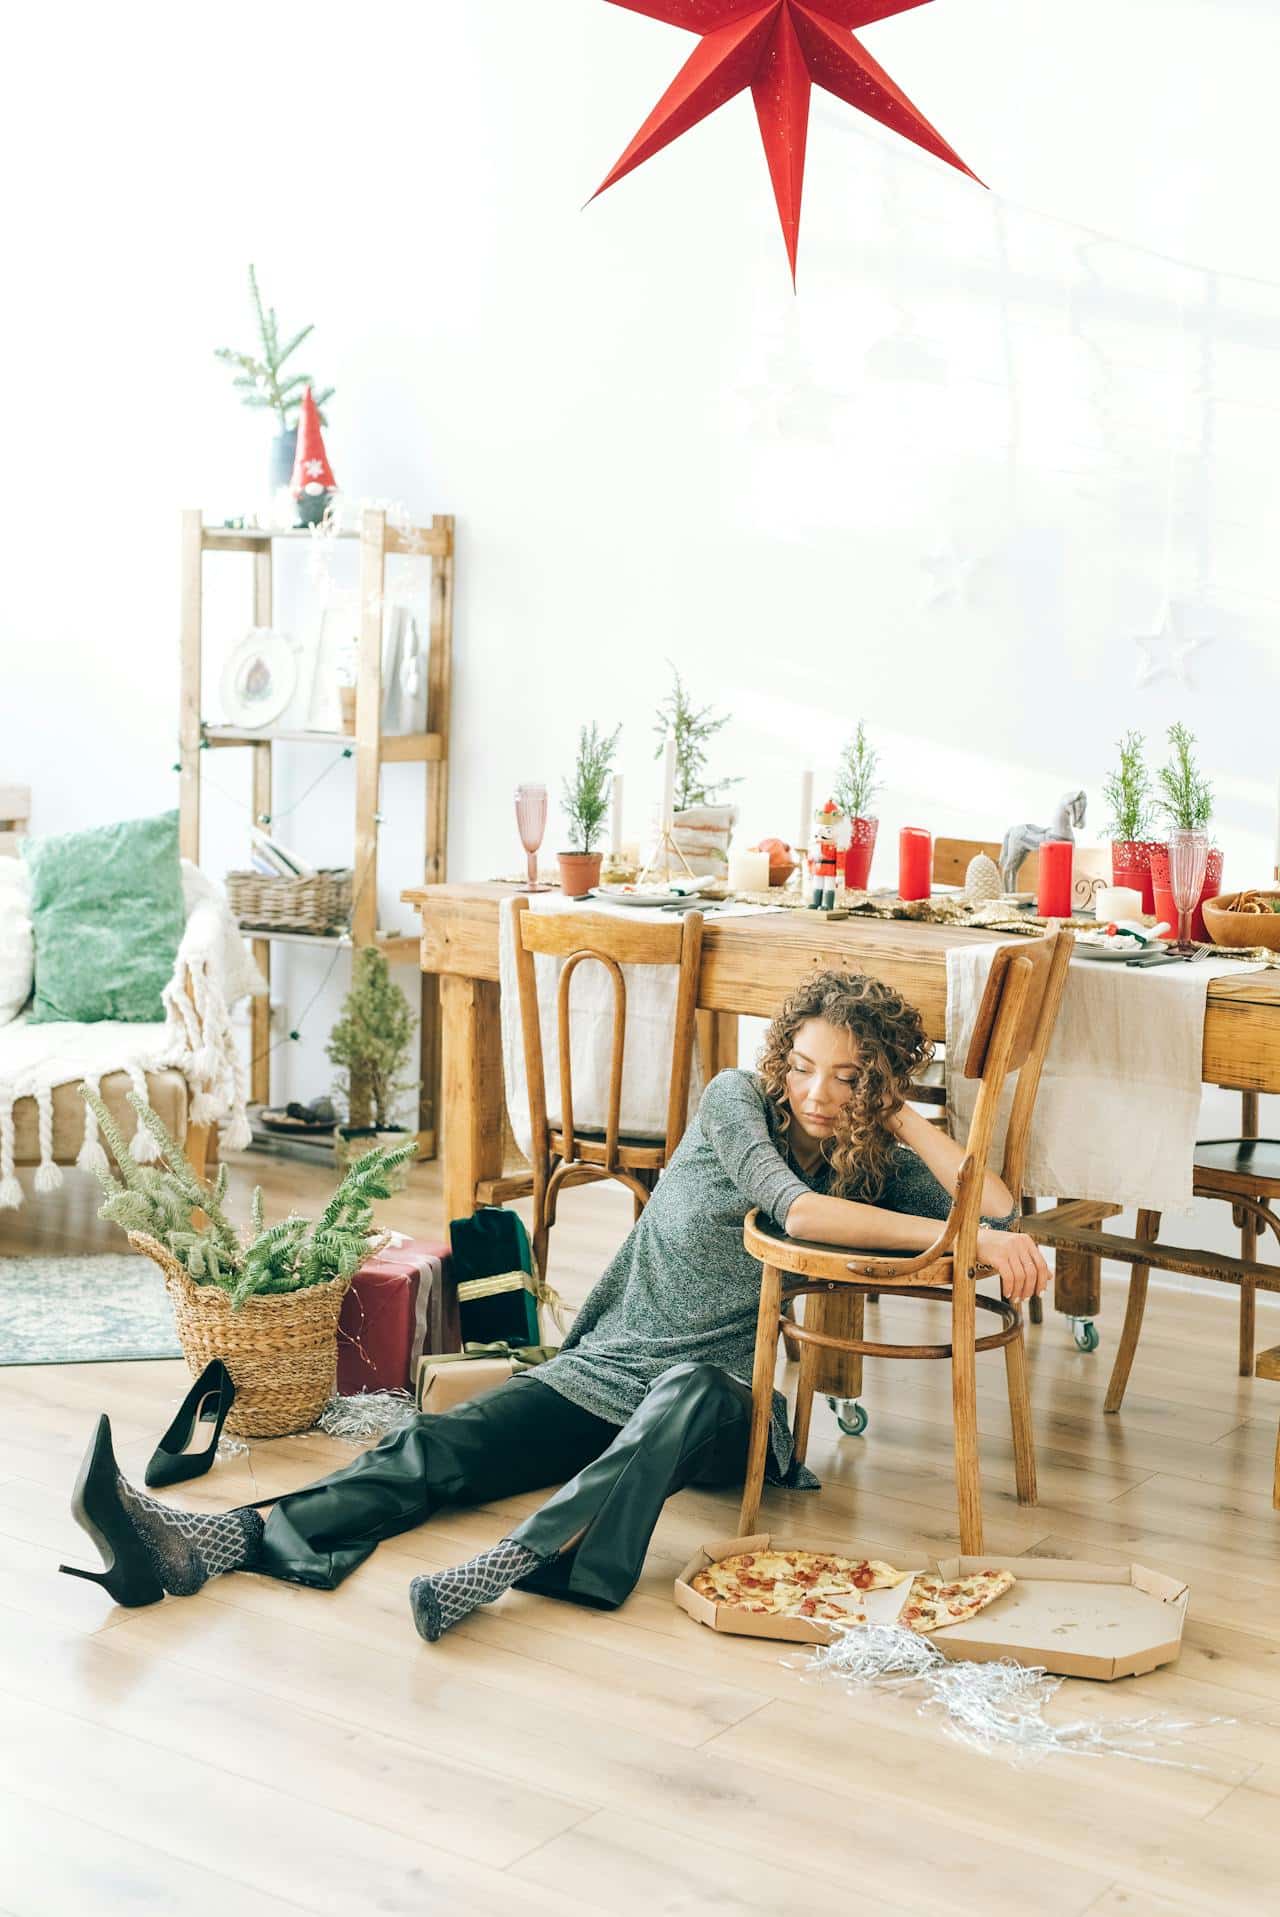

{"left": 404, "top": 881, "right": 1280, "bottom": 1339}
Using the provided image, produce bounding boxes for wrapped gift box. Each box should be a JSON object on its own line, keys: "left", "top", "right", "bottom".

{"left": 337, "top": 1236, "right": 457, "bottom": 1396}
{"left": 416, "top": 1343, "right": 558, "bottom": 1415}
{"left": 456, "top": 1270, "right": 540, "bottom": 1347}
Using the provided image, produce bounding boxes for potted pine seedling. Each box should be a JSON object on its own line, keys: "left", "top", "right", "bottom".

{"left": 558, "top": 721, "right": 620, "bottom": 895}
{"left": 327, "top": 946, "right": 418, "bottom": 1182}
{"left": 1103, "top": 731, "right": 1163, "bottom": 912}
{"left": 1149, "top": 722, "right": 1221, "bottom": 941}
{"left": 833, "top": 721, "right": 881, "bottom": 890}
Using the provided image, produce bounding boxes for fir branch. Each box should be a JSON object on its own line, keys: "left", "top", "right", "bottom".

{"left": 652, "top": 664, "right": 740, "bottom": 812}
{"left": 81, "top": 1084, "right": 145, "bottom": 1191}
{"left": 561, "top": 722, "right": 620, "bottom": 855}
{"left": 1155, "top": 722, "right": 1213, "bottom": 832}
{"left": 1103, "top": 731, "right": 1157, "bottom": 841}
{"left": 833, "top": 722, "right": 881, "bottom": 822}
{"left": 127, "top": 1093, "right": 240, "bottom": 1260}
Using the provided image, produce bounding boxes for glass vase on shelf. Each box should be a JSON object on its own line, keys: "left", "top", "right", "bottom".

{"left": 514, "top": 783, "right": 550, "bottom": 889}
{"left": 1167, "top": 829, "right": 1209, "bottom": 955}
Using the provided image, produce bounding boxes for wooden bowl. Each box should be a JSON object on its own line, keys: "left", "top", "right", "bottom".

{"left": 767, "top": 858, "right": 798, "bottom": 887}
{"left": 1200, "top": 891, "right": 1280, "bottom": 950}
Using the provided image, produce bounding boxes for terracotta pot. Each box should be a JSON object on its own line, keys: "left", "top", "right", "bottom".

{"left": 843, "top": 817, "right": 878, "bottom": 891}
{"left": 1110, "top": 840, "right": 1165, "bottom": 914}
{"left": 557, "top": 851, "right": 603, "bottom": 896}
{"left": 1149, "top": 844, "right": 1223, "bottom": 943}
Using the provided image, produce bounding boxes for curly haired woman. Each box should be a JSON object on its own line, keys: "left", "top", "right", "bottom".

{"left": 64, "top": 970, "right": 1050, "bottom": 1641}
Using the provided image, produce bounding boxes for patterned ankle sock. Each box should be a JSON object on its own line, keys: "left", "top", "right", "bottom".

{"left": 409, "top": 1538, "right": 544, "bottom": 1643}
{"left": 117, "top": 1477, "right": 265, "bottom": 1596}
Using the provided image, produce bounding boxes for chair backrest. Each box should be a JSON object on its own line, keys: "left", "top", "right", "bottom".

{"left": 511, "top": 901, "right": 704, "bottom": 1171}
{"left": 0, "top": 784, "right": 31, "bottom": 859}
{"left": 955, "top": 925, "right": 1075, "bottom": 1232}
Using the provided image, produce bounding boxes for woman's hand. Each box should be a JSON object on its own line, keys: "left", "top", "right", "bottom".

{"left": 977, "top": 1229, "right": 1051, "bottom": 1304}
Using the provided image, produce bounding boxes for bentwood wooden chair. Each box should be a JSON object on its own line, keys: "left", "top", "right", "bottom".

{"left": 510, "top": 897, "right": 703, "bottom": 1281}
{"left": 1069, "top": 1105, "right": 1280, "bottom": 1416}
{"left": 739, "top": 925, "right": 1075, "bottom": 1554}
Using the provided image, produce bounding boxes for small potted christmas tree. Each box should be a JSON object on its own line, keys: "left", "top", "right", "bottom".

{"left": 1149, "top": 722, "right": 1221, "bottom": 941}
{"left": 832, "top": 722, "right": 881, "bottom": 890}
{"left": 1103, "top": 731, "right": 1163, "bottom": 912}
{"left": 558, "top": 722, "right": 619, "bottom": 895}
{"left": 327, "top": 947, "right": 418, "bottom": 1175}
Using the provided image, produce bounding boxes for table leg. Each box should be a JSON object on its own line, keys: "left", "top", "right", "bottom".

{"left": 440, "top": 973, "right": 505, "bottom": 1240}
{"left": 1051, "top": 1202, "right": 1102, "bottom": 1325}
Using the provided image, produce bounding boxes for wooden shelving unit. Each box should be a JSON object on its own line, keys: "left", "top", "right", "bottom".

{"left": 178, "top": 506, "right": 455, "bottom": 1156}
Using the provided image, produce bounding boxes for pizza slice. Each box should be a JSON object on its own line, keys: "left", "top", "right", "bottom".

{"left": 897, "top": 1568, "right": 1015, "bottom": 1634}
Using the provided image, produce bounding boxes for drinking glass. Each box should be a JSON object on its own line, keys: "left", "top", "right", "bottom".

{"left": 1167, "top": 829, "right": 1208, "bottom": 955}
{"left": 514, "top": 783, "right": 548, "bottom": 888}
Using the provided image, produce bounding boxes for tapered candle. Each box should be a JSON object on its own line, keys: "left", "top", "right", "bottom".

{"left": 611, "top": 773, "right": 624, "bottom": 856}
{"left": 1037, "top": 838, "right": 1074, "bottom": 918}
{"left": 898, "top": 826, "right": 932, "bottom": 902}
{"left": 661, "top": 735, "right": 676, "bottom": 834}
{"left": 798, "top": 768, "right": 814, "bottom": 855}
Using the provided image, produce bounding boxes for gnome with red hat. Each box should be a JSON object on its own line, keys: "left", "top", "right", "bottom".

{"left": 289, "top": 387, "right": 337, "bottom": 526}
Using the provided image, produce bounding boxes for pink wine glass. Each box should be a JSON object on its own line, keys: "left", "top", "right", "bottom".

{"left": 514, "top": 783, "right": 548, "bottom": 887}
{"left": 1167, "top": 829, "right": 1208, "bottom": 955}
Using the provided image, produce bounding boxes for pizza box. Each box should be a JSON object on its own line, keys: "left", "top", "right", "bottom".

{"left": 907, "top": 1556, "right": 1189, "bottom": 1681}
{"left": 673, "top": 1533, "right": 916, "bottom": 1646}
{"left": 675, "top": 1537, "right": 1189, "bottom": 1678}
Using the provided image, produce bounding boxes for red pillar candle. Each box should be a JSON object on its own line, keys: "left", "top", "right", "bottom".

{"left": 898, "top": 826, "right": 932, "bottom": 902}
{"left": 1037, "top": 838, "right": 1074, "bottom": 918}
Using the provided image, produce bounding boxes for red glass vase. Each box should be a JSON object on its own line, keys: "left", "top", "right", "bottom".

{"left": 1110, "top": 839, "right": 1165, "bottom": 915}
{"left": 1149, "top": 844, "right": 1222, "bottom": 942}
{"left": 843, "top": 817, "right": 878, "bottom": 891}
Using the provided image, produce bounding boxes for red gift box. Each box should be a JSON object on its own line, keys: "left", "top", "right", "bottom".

{"left": 337, "top": 1237, "right": 458, "bottom": 1396}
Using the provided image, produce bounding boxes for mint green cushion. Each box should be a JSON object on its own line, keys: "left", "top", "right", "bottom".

{"left": 24, "top": 811, "right": 185, "bottom": 1024}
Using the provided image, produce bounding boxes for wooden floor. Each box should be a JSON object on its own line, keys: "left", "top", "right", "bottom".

{"left": 4, "top": 1155, "right": 1280, "bottom": 1917}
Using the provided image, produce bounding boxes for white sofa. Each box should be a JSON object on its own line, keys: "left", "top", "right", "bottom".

{"left": 0, "top": 856, "right": 261, "bottom": 1208}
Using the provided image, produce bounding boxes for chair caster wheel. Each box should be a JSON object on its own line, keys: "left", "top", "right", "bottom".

{"left": 828, "top": 1397, "right": 868, "bottom": 1437}
{"left": 1071, "top": 1317, "right": 1100, "bottom": 1353}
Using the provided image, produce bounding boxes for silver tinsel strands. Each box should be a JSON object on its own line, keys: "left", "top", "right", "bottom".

{"left": 795, "top": 1623, "right": 1229, "bottom": 1769}
{"left": 314, "top": 1389, "right": 419, "bottom": 1443}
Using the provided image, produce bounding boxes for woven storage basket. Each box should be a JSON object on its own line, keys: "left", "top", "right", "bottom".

{"left": 226, "top": 868, "right": 353, "bottom": 934}
{"left": 130, "top": 1232, "right": 351, "bottom": 1438}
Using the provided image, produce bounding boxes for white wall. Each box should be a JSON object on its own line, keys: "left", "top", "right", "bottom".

{"left": 3, "top": 0, "right": 1279, "bottom": 1161}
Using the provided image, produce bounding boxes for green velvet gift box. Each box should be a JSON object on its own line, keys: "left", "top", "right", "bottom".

{"left": 454, "top": 1270, "right": 541, "bottom": 1347}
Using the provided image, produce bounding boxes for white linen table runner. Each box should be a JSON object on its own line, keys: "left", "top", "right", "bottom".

{"left": 945, "top": 944, "right": 1264, "bottom": 1217}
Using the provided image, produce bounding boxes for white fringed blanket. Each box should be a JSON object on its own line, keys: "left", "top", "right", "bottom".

{"left": 0, "top": 863, "right": 263, "bottom": 1209}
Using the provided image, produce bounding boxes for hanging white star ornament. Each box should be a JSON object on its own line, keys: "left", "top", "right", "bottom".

{"left": 1133, "top": 598, "right": 1215, "bottom": 690}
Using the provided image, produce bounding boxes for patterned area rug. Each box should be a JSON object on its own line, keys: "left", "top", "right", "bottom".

{"left": 0, "top": 1253, "right": 183, "bottom": 1365}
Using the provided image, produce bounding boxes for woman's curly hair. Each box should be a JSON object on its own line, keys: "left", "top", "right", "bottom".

{"left": 756, "top": 970, "right": 932, "bottom": 1202}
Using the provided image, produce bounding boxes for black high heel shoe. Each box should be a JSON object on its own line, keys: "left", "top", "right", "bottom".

{"left": 145, "top": 1359, "right": 235, "bottom": 1488}
{"left": 59, "top": 1413, "right": 165, "bottom": 1607}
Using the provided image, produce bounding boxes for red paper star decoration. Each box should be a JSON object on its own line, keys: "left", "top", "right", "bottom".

{"left": 594, "top": 1, "right": 982, "bottom": 280}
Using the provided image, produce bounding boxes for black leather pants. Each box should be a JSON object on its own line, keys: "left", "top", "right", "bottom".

{"left": 251, "top": 1361, "right": 752, "bottom": 1610}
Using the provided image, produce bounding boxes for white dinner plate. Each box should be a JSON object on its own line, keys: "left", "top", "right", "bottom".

{"left": 591, "top": 886, "right": 707, "bottom": 908}
{"left": 1074, "top": 936, "right": 1166, "bottom": 962}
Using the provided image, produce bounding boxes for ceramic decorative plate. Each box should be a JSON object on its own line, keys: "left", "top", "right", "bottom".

{"left": 1074, "top": 933, "right": 1166, "bottom": 961}
{"left": 220, "top": 629, "right": 298, "bottom": 728}
{"left": 592, "top": 881, "right": 714, "bottom": 908}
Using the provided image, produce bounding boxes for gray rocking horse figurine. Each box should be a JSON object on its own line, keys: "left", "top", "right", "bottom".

{"left": 1000, "top": 790, "right": 1087, "bottom": 894}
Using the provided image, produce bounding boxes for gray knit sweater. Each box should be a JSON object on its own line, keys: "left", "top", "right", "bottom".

{"left": 532, "top": 1068, "right": 996, "bottom": 1486}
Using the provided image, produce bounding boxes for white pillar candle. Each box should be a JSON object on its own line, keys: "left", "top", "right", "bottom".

{"left": 661, "top": 735, "right": 677, "bottom": 834}
{"left": 798, "top": 768, "right": 814, "bottom": 854}
{"left": 610, "top": 773, "right": 624, "bottom": 856}
{"left": 1095, "top": 885, "right": 1143, "bottom": 924}
{"left": 728, "top": 848, "right": 770, "bottom": 893}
